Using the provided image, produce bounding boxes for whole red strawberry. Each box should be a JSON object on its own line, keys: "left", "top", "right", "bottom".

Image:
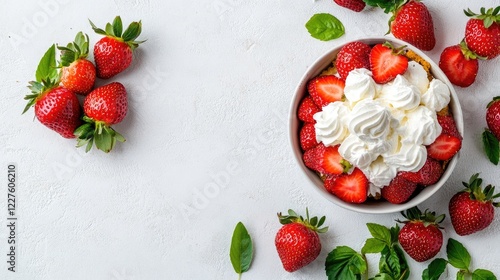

{"left": 89, "top": 16, "right": 145, "bottom": 79}
{"left": 486, "top": 96, "right": 500, "bottom": 140}
{"left": 275, "top": 209, "right": 328, "bottom": 272}
{"left": 464, "top": 7, "right": 500, "bottom": 59}
{"left": 23, "top": 45, "right": 81, "bottom": 139}
{"left": 74, "top": 82, "right": 128, "bottom": 152}
{"left": 439, "top": 43, "right": 479, "bottom": 88}
{"left": 335, "top": 41, "right": 371, "bottom": 80}
{"left": 449, "top": 173, "right": 500, "bottom": 236}
{"left": 391, "top": 0, "right": 435, "bottom": 51}
{"left": 367, "top": 0, "right": 435, "bottom": 51}
{"left": 58, "top": 32, "right": 96, "bottom": 95}
{"left": 381, "top": 174, "right": 417, "bottom": 204}
{"left": 398, "top": 207, "right": 445, "bottom": 262}
{"left": 333, "top": 0, "right": 366, "bottom": 12}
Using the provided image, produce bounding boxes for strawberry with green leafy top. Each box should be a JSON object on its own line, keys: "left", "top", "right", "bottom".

{"left": 275, "top": 208, "right": 328, "bottom": 272}
{"left": 464, "top": 7, "right": 500, "bottom": 60}
{"left": 89, "top": 16, "right": 145, "bottom": 79}
{"left": 23, "top": 45, "right": 82, "bottom": 139}
{"left": 369, "top": 42, "right": 408, "bottom": 84}
{"left": 439, "top": 42, "right": 479, "bottom": 88}
{"left": 58, "top": 32, "right": 96, "bottom": 95}
{"left": 398, "top": 207, "right": 445, "bottom": 262}
{"left": 449, "top": 173, "right": 500, "bottom": 236}
{"left": 74, "top": 82, "right": 127, "bottom": 153}
{"left": 365, "top": 0, "right": 435, "bottom": 51}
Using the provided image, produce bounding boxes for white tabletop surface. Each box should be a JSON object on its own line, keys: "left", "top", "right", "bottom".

{"left": 1, "top": 0, "right": 500, "bottom": 279}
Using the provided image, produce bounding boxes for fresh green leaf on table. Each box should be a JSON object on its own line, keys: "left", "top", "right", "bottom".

{"left": 483, "top": 130, "right": 500, "bottom": 165}
{"left": 422, "top": 258, "right": 448, "bottom": 280}
{"left": 366, "top": 223, "right": 393, "bottom": 246}
{"left": 325, "top": 246, "right": 367, "bottom": 280}
{"left": 305, "top": 13, "right": 345, "bottom": 41}
{"left": 230, "top": 222, "right": 253, "bottom": 278}
{"left": 472, "top": 269, "right": 497, "bottom": 280}
{"left": 35, "top": 44, "right": 58, "bottom": 83}
{"left": 362, "top": 238, "right": 387, "bottom": 254}
{"left": 447, "top": 238, "right": 471, "bottom": 271}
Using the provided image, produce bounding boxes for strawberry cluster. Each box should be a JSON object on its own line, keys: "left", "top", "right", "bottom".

{"left": 23, "top": 16, "right": 145, "bottom": 153}
{"left": 298, "top": 41, "right": 463, "bottom": 205}
{"left": 439, "top": 7, "right": 500, "bottom": 87}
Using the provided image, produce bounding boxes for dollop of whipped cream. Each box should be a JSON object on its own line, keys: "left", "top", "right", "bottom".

{"left": 314, "top": 65, "right": 451, "bottom": 193}
{"left": 314, "top": 102, "right": 350, "bottom": 146}
{"left": 421, "top": 79, "right": 451, "bottom": 112}
{"left": 379, "top": 75, "right": 421, "bottom": 111}
{"left": 344, "top": 68, "right": 377, "bottom": 103}
{"left": 347, "top": 99, "right": 397, "bottom": 144}
{"left": 399, "top": 106, "right": 442, "bottom": 145}
{"left": 403, "top": 61, "right": 429, "bottom": 94}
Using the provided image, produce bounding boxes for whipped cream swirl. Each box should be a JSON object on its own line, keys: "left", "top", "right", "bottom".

{"left": 403, "top": 61, "right": 429, "bottom": 94}
{"left": 347, "top": 99, "right": 397, "bottom": 144}
{"left": 379, "top": 75, "right": 421, "bottom": 111}
{"left": 313, "top": 102, "right": 350, "bottom": 146}
{"left": 421, "top": 79, "right": 451, "bottom": 112}
{"left": 344, "top": 68, "right": 377, "bottom": 103}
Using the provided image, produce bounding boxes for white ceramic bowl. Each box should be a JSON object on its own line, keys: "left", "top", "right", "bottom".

{"left": 289, "top": 37, "right": 464, "bottom": 214}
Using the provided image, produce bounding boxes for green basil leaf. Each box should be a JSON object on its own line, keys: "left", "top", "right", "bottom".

{"left": 483, "top": 130, "right": 500, "bottom": 165}
{"left": 325, "top": 246, "right": 367, "bottom": 280}
{"left": 422, "top": 258, "right": 448, "bottom": 280}
{"left": 305, "top": 13, "right": 345, "bottom": 41}
{"left": 472, "top": 269, "right": 497, "bottom": 280}
{"left": 367, "top": 223, "right": 392, "bottom": 246}
{"left": 447, "top": 238, "right": 471, "bottom": 271}
{"left": 230, "top": 222, "right": 253, "bottom": 275}
{"left": 362, "top": 238, "right": 387, "bottom": 254}
{"left": 35, "top": 44, "right": 57, "bottom": 83}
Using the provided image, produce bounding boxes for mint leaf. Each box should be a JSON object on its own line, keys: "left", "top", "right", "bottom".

{"left": 36, "top": 44, "right": 58, "bottom": 83}
{"left": 422, "top": 258, "right": 448, "bottom": 280}
{"left": 305, "top": 13, "right": 345, "bottom": 41}
{"left": 472, "top": 269, "right": 497, "bottom": 280}
{"left": 379, "top": 246, "right": 409, "bottom": 280}
{"left": 367, "top": 223, "right": 392, "bottom": 246}
{"left": 447, "top": 238, "right": 471, "bottom": 271}
{"left": 230, "top": 222, "right": 253, "bottom": 276}
{"left": 325, "top": 246, "right": 367, "bottom": 280}
{"left": 483, "top": 130, "right": 500, "bottom": 165}
{"left": 362, "top": 238, "right": 387, "bottom": 254}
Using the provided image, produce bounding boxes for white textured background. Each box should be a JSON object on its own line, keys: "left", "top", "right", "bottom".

{"left": 1, "top": 0, "right": 499, "bottom": 279}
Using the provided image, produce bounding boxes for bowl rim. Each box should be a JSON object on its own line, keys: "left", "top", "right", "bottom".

{"left": 289, "top": 36, "right": 464, "bottom": 214}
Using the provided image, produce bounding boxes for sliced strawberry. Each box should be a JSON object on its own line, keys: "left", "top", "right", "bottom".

{"left": 381, "top": 175, "right": 418, "bottom": 204}
{"left": 322, "top": 145, "right": 347, "bottom": 175}
{"left": 427, "top": 134, "right": 462, "bottom": 161}
{"left": 439, "top": 44, "right": 478, "bottom": 88}
{"left": 370, "top": 43, "right": 408, "bottom": 84}
{"left": 325, "top": 168, "right": 368, "bottom": 204}
{"left": 335, "top": 41, "right": 371, "bottom": 80}
{"left": 333, "top": 0, "right": 366, "bottom": 12}
{"left": 300, "top": 123, "right": 318, "bottom": 151}
{"left": 437, "top": 115, "right": 461, "bottom": 139}
{"left": 307, "top": 75, "right": 345, "bottom": 108}
{"left": 302, "top": 144, "right": 349, "bottom": 175}
{"left": 298, "top": 96, "right": 320, "bottom": 123}
{"left": 400, "top": 157, "right": 444, "bottom": 186}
